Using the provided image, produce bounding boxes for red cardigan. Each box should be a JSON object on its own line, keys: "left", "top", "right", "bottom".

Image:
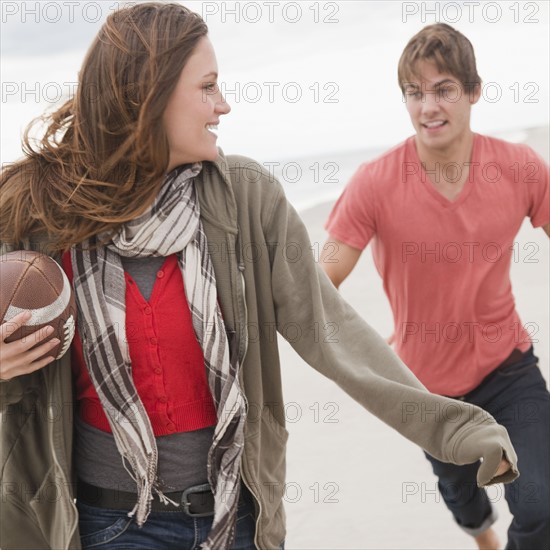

{"left": 62, "top": 252, "right": 217, "bottom": 436}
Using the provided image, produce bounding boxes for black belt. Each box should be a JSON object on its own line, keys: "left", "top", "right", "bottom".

{"left": 77, "top": 480, "right": 215, "bottom": 517}
{"left": 500, "top": 348, "right": 525, "bottom": 367}
{"left": 450, "top": 348, "right": 527, "bottom": 401}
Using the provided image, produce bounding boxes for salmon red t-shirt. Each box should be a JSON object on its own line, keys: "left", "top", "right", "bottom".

{"left": 325, "top": 134, "right": 549, "bottom": 396}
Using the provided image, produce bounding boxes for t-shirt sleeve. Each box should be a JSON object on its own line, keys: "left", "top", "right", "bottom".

{"left": 324, "top": 163, "right": 377, "bottom": 250}
{"left": 524, "top": 146, "right": 549, "bottom": 228}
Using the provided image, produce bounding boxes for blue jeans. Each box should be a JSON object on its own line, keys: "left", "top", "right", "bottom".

{"left": 77, "top": 486, "right": 259, "bottom": 549}
{"left": 424, "top": 347, "right": 550, "bottom": 549}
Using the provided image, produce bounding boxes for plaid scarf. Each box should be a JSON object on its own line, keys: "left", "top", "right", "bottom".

{"left": 70, "top": 163, "right": 247, "bottom": 549}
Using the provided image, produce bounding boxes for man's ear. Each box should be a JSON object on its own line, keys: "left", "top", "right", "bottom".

{"left": 469, "top": 82, "right": 482, "bottom": 105}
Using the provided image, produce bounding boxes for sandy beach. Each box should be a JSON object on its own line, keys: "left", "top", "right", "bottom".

{"left": 280, "top": 126, "right": 549, "bottom": 549}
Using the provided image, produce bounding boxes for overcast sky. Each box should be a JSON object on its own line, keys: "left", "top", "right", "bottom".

{"left": 1, "top": 1, "right": 549, "bottom": 164}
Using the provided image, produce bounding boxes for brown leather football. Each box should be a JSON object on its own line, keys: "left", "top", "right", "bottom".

{"left": 0, "top": 250, "right": 76, "bottom": 360}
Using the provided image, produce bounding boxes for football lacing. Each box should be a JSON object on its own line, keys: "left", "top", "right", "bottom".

{"left": 56, "top": 315, "right": 75, "bottom": 359}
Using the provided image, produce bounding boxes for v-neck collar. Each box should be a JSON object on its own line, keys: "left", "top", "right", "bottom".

{"left": 407, "top": 134, "right": 478, "bottom": 210}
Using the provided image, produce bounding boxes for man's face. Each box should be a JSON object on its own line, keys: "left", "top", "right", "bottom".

{"left": 403, "top": 60, "right": 480, "bottom": 154}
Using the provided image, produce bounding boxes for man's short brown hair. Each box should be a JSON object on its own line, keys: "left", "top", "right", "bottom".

{"left": 398, "top": 23, "right": 481, "bottom": 95}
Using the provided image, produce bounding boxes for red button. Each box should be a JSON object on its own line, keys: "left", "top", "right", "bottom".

{"left": 154, "top": 368, "right": 162, "bottom": 375}
{"left": 156, "top": 271, "right": 164, "bottom": 279}
{"left": 144, "top": 306, "right": 152, "bottom": 315}
{"left": 150, "top": 337, "right": 158, "bottom": 345}
{"left": 166, "top": 422, "right": 176, "bottom": 432}
{"left": 158, "top": 396, "right": 168, "bottom": 404}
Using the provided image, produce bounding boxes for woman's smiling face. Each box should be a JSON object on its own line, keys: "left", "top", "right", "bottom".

{"left": 162, "top": 36, "right": 231, "bottom": 173}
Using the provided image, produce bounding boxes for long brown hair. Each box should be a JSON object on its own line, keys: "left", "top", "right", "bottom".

{"left": 0, "top": 2, "right": 208, "bottom": 253}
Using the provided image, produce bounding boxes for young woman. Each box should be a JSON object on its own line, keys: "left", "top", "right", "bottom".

{"left": 0, "top": 4, "right": 516, "bottom": 550}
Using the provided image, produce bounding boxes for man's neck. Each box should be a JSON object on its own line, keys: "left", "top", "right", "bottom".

{"left": 414, "top": 131, "right": 476, "bottom": 201}
{"left": 415, "top": 130, "right": 475, "bottom": 168}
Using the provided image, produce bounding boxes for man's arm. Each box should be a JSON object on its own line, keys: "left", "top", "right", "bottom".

{"left": 543, "top": 222, "right": 550, "bottom": 238}
{"left": 320, "top": 238, "right": 362, "bottom": 289}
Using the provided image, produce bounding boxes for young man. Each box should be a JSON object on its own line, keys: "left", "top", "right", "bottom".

{"left": 322, "top": 23, "right": 549, "bottom": 550}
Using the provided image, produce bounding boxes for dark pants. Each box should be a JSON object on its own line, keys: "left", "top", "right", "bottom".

{"left": 77, "top": 486, "right": 258, "bottom": 549}
{"left": 424, "top": 347, "right": 550, "bottom": 550}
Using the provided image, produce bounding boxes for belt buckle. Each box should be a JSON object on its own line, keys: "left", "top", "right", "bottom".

{"left": 180, "top": 483, "right": 213, "bottom": 518}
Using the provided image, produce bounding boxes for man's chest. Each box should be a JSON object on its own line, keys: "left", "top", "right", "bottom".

{"left": 374, "top": 175, "right": 526, "bottom": 263}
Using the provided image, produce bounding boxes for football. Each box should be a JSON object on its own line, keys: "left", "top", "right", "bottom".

{"left": 0, "top": 250, "right": 76, "bottom": 360}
